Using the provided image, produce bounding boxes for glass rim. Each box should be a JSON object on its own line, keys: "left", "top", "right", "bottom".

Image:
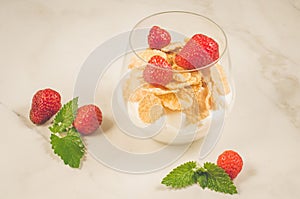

{"left": 129, "top": 11, "right": 228, "bottom": 72}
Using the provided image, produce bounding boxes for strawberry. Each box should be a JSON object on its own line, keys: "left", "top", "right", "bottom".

{"left": 73, "top": 104, "right": 102, "bottom": 135}
{"left": 175, "top": 34, "right": 219, "bottom": 69}
{"left": 217, "top": 150, "right": 243, "bottom": 180}
{"left": 148, "top": 26, "right": 171, "bottom": 49}
{"left": 29, "top": 88, "right": 62, "bottom": 124}
{"left": 143, "top": 55, "right": 173, "bottom": 87}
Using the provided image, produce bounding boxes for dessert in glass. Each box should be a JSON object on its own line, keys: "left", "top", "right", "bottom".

{"left": 119, "top": 11, "right": 233, "bottom": 145}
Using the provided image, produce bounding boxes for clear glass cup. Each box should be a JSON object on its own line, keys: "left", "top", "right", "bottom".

{"left": 114, "top": 11, "right": 234, "bottom": 145}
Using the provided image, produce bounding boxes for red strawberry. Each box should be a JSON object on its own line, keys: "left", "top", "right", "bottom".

{"left": 175, "top": 34, "right": 219, "bottom": 69}
{"left": 73, "top": 104, "right": 102, "bottom": 135}
{"left": 148, "top": 26, "right": 171, "bottom": 49}
{"left": 217, "top": 150, "right": 243, "bottom": 180}
{"left": 29, "top": 88, "right": 62, "bottom": 124}
{"left": 143, "top": 55, "right": 173, "bottom": 87}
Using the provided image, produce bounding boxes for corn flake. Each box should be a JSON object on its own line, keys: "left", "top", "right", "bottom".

{"left": 173, "top": 69, "right": 192, "bottom": 82}
{"left": 129, "top": 86, "right": 149, "bottom": 102}
{"left": 158, "top": 89, "right": 193, "bottom": 111}
{"left": 138, "top": 94, "right": 163, "bottom": 123}
{"left": 188, "top": 71, "right": 202, "bottom": 85}
{"left": 184, "top": 83, "right": 212, "bottom": 123}
{"left": 161, "top": 42, "right": 183, "bottom": 53}
{"left": 141, "top": 84, "right": 177, "bottom": 95}
{"left": 158, "top": 93, "right": 181, "bottom": 111}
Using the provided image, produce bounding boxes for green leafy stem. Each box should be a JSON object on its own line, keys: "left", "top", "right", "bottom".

{"left": 49, "top": 97, "right": 85, "bottom": 168}
{"left": 161, "top": 161, "right": 238, "bottom": 194}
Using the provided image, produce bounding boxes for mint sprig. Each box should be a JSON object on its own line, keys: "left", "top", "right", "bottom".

{"left": 49, "top": 97, "right": 78, "bottom": 133}
{"left": 50, "top": 128, "right": 84, "bottom": 168}
{"left": 201, "top": 162, "right": 237, "bottom": 194}
{"left": 162, "top": 162, "right": 237, "bottom": 194}
{"left": 162, "top": 161, "right": 197, "bottom": 188}
{"left": 49, "top": 97, "right": 85, "bottom": 168}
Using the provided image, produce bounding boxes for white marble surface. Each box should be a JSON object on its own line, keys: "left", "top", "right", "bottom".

{"left": 1, "top": 0, "right": 300, "bottom": 198}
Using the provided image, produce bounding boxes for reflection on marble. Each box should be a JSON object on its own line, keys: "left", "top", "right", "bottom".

{"left": 0, "top": 0, "right": 300, "bottom": 198}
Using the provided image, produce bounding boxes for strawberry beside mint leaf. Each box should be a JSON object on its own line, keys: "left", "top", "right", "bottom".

{"left": 49, "top": 97, "right": 85, "bottom": 168}
{"left": 217, "top": 150, "right": 243, "bottom": 180}
{"left": 197, "top": 162, "right": 237, "bottom": 194}
{"left": 175, "top": 34, "right": 219, "bottom": 69}
{"left": 73, "top": 104, "right": 102, "bottom": 135}
{"left": 48, "top": 97, "right": 103, "bottom": 168}
{"left": 49, "top": 97, "right": 78, "bottom": 133}
{"left": 162, "top": 150, "right": 244, "bottom": 195}
{"left": 162, "top": 161, "right": 238, "bottom": 194}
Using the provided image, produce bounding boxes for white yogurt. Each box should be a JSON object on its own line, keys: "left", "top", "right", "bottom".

{"left": 127, "top": 101, "right": 212, "bottom": 145}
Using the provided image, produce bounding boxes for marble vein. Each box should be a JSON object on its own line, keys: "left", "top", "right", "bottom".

{"left": 290, "top": 0, "right": 300, "bottom": 11}
{"left": 225, "top": 26, "right": 300, "bottom": 128}
{"left": 0, "top": 102, "right": 50, "bottom": 141}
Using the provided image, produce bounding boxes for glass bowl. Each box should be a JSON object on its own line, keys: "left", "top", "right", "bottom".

{"left": 114, "top": 11, "right": 234, "bottom": 145}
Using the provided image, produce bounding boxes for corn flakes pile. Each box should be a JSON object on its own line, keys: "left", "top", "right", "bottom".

{"left": 126, "top": 43, "right": 230, "bottom": 124}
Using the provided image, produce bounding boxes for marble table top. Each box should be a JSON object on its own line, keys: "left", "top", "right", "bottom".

{"left": 1, "top": 0, "right": 300, "bottom": 198}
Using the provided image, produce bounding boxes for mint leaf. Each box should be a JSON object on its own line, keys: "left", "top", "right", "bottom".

{"left": 196, "top": 171, "right": 208, "bottom": 189}
{"left": 161, "top": 161, "right": 197, "bottom": 188}
{"left": 161, "top": 161, "right": 238, "bottom": 195}
{"left": 203, "top": 162, "right": 237, "bottom": 194}
{"left": 50, "top": 129, "right": 84, "bottom": 168}
{"left": 67, "top": 127, "right": 81, "bottom": 137}
{"left": 49, "top": 97, "right": 78, "bottom": 133}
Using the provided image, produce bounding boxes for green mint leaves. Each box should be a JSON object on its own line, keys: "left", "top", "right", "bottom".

{"left": 50, "top": 128, "right": 85, "bottom": 168}
{"left": 161, "top": 161, "right": 198, "bottom": 188}
{"left": 49, "top": 97, "right": 78, "bottom": 133}
{"left": 49, "top": 97, "right": 85, "bottom": 168}
{"left": 162, "top": 161, "right": 238, "bottom": 194}
{"left": 201, "top": 162, "right": 237, "bottom": 194}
